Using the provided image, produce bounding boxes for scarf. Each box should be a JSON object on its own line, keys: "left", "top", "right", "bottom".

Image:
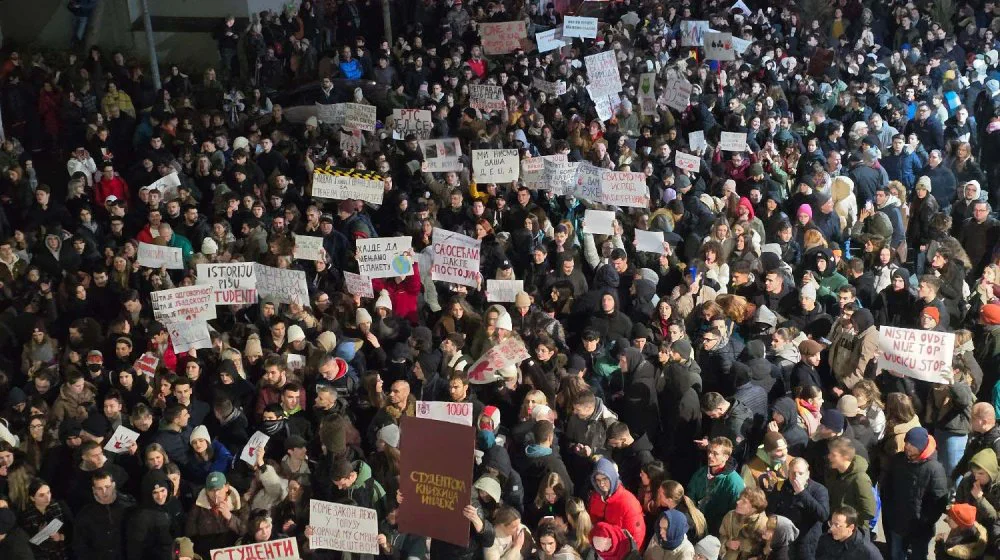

{"left": 260, "top": 417, "right": 286, "bottom": 436}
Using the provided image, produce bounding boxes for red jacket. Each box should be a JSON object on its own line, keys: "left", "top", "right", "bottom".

{"left": 95, "top": 175, "right": 129, "bottom": 206}
{"left": 587, "top": 458, "right": 646, "bottom": 547}
{"left": 371, "top": 263, "right": 422, "bottom": 326}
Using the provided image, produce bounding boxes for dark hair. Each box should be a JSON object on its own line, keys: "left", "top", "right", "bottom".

{"left": 833, "top": 505, "right": 859, "bottom": 528}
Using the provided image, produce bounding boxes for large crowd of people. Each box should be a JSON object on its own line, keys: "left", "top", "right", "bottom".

{"left": 4, "top": 0, "right": 1000, "bottom": 559}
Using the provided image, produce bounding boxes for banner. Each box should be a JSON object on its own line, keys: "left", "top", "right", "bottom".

{"left": 638, "top": 73, "right": 656, "bottom": 114}
{"left": 197, "top": 262, "right": 258, "bottom": 305}
{"left": 467, "top": 336, "right": 531, "bottom": 384}
{"left": 472, "top": 149, "right": 519, "bottom": 183}
{"left": 469, "top": 84, "right": 505, "bottom": 112}
{"left": 137, "top": 242, "right": 183, "bottom": 269}
{"left": 398, "top": 416, "right": 475, "bottom": 547}
{"left": 585, "top": 50, "right": 623, "bottom": 97}
{"left": 583, "top": 209, "right": 615, "bottom": 234}
{"left": 151, "top": 285, "right": 216, "bottom": 324}
{"left": 240, "top": 431, "right": 271, "bottom": 465}
{"left": 674, "top": 151, "right": 701, "bottom": 172}
{"left": 104, "top": 425, "right": 140, "bottom": 454}
{"left": 535, "top": 28, "right": 567, "bottom": 52}
{"left": 680, "top": 20, "right": 710, "bottom": 46}
{"left": 169, "top": 322, "right": 213, "bottom": 353}
{"left": 532, "top": 78, "right": 567, "bottom": 96}
{"left": 420, "top": 138, "right": 463, "bottom": 172}
{"left": 312, "top": 171, "right": 384, "bottom": 205}
{"left": 211, "top": 538, "right": 299, "bottom": 560}
{"left": 343, "top": 103, "right": 377, "bottom": 131}
{"left": 255, "top": 263, "right": 310, "bottom": 305}
{"left": 309, "top": 500, "right": 378, "bottom": 554}
{"left": 356, "top": 237, "right": 414, "bottom": 278}
{"left": 877, "top": 326, "right": 955, "bottom": 384}
{"left": 704, "top": 32, "right": 736, "bottom": 60}
{"left": 600, "top": 170, "right": 649, "bottom": 208}
{"left": 563, "top": 16, "right": 599, "bottom": 38}
{"left": 345, "top": 271, "right": 374, "bottom": 298}
{"left": 416, "top": 401, "right": 474, "bottom": 426}
{"left": 522, "top": 154, "right": 567, "bottom": 190}
{"left": 487, "top": 279, "right": 524, "bottom": 303}
{"left": 479, "top": 21, "right": 527, "bottom": 55}
{"left": 390, "top": 109, "right": 433, "bottom": 139}
{"left": 293, "top": 235, "right": 324, "bottom": 261}
{"left": 431, "top": 228, "right": 482, "bottom": 288}
{"left": 720, "top": 131, "right": 748, "bottom": 152}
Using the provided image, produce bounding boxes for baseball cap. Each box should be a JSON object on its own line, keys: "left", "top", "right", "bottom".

{"left": 205, "top": 471, "right": 227, "bottom": 490}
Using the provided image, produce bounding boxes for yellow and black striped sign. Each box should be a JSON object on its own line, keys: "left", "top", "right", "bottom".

{"left": 314, "top": 167, "right": 383, "bottom": 181}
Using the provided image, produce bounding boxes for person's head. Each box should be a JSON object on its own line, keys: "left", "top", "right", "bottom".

{"left": 700, "top": 392, "right": 729, "bottom": 419}
{"left": 92, "top": 470, "right": 116, "bottom": 505}
{"left": 734, "top": 487, "right": 768, "bottom": 516}
{"left": 388, "top": 380, "right": 410, "bottom": 406}
{"left": 706, "top": 437, "right": 733, "bottom": 469}
{"left": 827, "top": 437, "right": 857, "bottom": 473}
{"left": 701, "top": 327, "right": 724, "bottom": 352}
{"left": 828, "top": 506, "right": 859, "bottom": 542}
{"left": 573, "top": 390, "right": 597, "bottom": 419}
{"left": 972, "top": 402, "right": 997, "bottom": 434}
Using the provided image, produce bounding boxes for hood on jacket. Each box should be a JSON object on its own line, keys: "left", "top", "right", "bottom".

{"left": 595, "top": 264, "right": 620, "bottom": 290}
{"left": 141, "top": 470, "right": 174, "bottom": 508}
{"left": 350, "top": 459, "right": 376, "bottom": 490}
{"left": 591, "top": 522, "right": 631, "bottom": 560}
{"left": 483, "top": 445, "right": 513, "bottom": 480}
{"left": 660, "top": 509, "right": 688, "bottom": 550}
{"left": 971, "top": 448, "right": 1000, "bottom": 483}
{"left": 620, "top": 347, "right": 645, "bottom": 376}
{"left": 633, "top": 279, "right": 656, "bottom": 303}
{"left": 771, "top": 515, "right": 800, "bottom": 548}
{"left": 771, "top": 397, "right": 799, "bottom": 430}
{"left": 891, "top": 267, "right": 912, "bottom": 291}
{"left": 738, "top": 196, "right": 756, "bottom": 220}
{"left": 525, "top": 444, "right": 553, "bottom": 458}
{"left": 591, "top": 457, "right": 621, "bottom": 496}
{"left": 851, "top": 308, "right": 875, "bottom": 333}
{"left": 746, "top": 339, "right": 766, "bottom": 360}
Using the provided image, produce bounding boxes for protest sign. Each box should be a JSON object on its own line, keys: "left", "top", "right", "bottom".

{"left": 197, "top": 262, "right": 258, "bottom": 305}
{"left": 417, "top": 401, "right": 474, "bottom": 426}
{"left": 312, "top": 170, "right": 384, "bottom": 205}
{"left": 316, "top": 103, "right": 345, "bottom": 124}
{"left": 168, "top": 322, "right": 213, "bottom": 353}
{"left": 467, "top": 337, "right": 531, "bottom": 384}
{"left": 521, "top": 154, "right": 568, "bottom": 191}
{"left": 591, "top": 90, "right": 623, "bottom": 122}
{"left": 638, "top": 73, "right": 656, "bottom": 114}
{"left": 211, "top": 538, "right": 299, "bottom": 560}
{"left": 419, "top": 139, "right": 463, "bottom": 172}
{"left": 254, "top": 264, "right": 310, "bottom": 305}
{"left": 309, "top": 500, "right": 379, "bottom": 554}
{"left": 680, "top": 20, "right": 710, "bottom": 46}
{"left": 390, "top": 109, "right": 433, "bottom": 139}
{"left": 470, "top": 84, "right": 505, "bottom": 112}
{"left": 877, "top": 326, "right": 955, "bottom": 384}
{"left": 569, "top": 163, "right": 603, "bottom": 202}
{"left": 661, "top": 79, "right": 692, "bottom": 112}
{"left": 732, "top": 36, "right": 752, "bottom": 54}
{"left": 150, "top": 285, "right": 216, "bottom": 324}
{"left": 585, "top": 50, "right": 623, "bottom": 97}
{"left": 293, "top": 234, "right": 325, "bottom": 261}
{"left": 145, "top": 171, "right": 182, "bottom": 200}
{"left": 535, "top": 28, "right": 567, "bottom": 52}
{"left": 486, "top": 280, "right": 524, "bottom": 303}
{"left": 356, "top": 237, "right": 413, "bottom": 278}
{"left": 345, "top": 271, "right": 375, "bottom": 298}
{"left": 479, "top": 21, "right": 527, "bottom": 55}
{"left": 240, "top": 431, "right": 271, "bottom": 465}
{"left": 600, "top": 170, "right": 649, "bottom": 208}
{"left": 137, "top": 242, "right": 183, "bottom": 269}
{"left": 675, "top": 151, "right": 701, "bottom": 172}
{"left": 563, "top": 16, "right": 599, "bottom": 38}
{"left": 104, "top": 425, "right": 141, "bottom": 454}
{"left": 431, "top": 228, "right": 482, "bottom": 288}
{"left": 621, "top": 11, "right": 640, "bottom": 26}
{"left": 543, "top": 158, "right": 578, "bottom": 194}
{"left": 286, "top": 353, "right": 305, "bottom": 371}
{"left": 732, "top": 0, "right": 751, "bottom": 16}
{"left": 532, "top": 78, "right": 567, "bottom": 96}
{"left": 343, "top": 102, "right": 376, "bottom": 131}
{"left": 398, "top": 416, "right": 475, "bottom": 546}
{"left": 634, "top": 230, "right": 666, "bottom": 254}
{"left": 720, "top": 131, "right": 748, "bottom": 151}
{"left": 133, "top": 353, "right": 159, "bottom": 378}
{"left": 472, "top": 149, "right": 519, "bottom": 183}
{"left": 29, "top": 519, "right": 63, "bottom": 546}
{"left": 704, "top": 32, "right": 736, "bottom": 60}
{"left": 689, "top": 130, "right": 707, "bottom": 151}
{"left": 339, "top": 129, "right": 362, "bottom": 153}
{"left": 583, "top": 209, "right": 615, "bottom": 234}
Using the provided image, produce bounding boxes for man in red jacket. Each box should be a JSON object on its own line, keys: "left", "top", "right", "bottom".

{"left": 587, "top": 457, "right": 646, "bottom": 546}
{"left": 94, "top": 163, "right": 129, "bottom": 207}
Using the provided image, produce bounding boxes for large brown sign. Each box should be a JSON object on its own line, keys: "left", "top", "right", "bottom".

{"left": 397, "top": 416, "right": 476, "bottom": 547}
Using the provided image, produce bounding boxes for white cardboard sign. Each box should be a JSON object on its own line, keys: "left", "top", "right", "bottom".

{"left": 345, "top": 271, "right": 375, "bottom": 298}
{"left": 470, "top": 84, "right": 505, "bottom": 112}
{"left": 197, "top": 262, "right": 257, "bottom": 305}
{"left": 704, "top": 32, "right": 736, "bottom": 61}
{"left": 585, "top": 50, "right": 623, "bottom": 97}
{"left": 293, "top": 234, "right": 325, "bottom": 261}
{"left": 254, "top": 263, "right": 310, "bottom": 305}
{"left": 151, "top": 284, "right": 216, "bottom": 324}
{"left": 431, "top": 228, "right": 482, "bottom": 288}
{"left": 312, "top": 172, "right": 384, "bottom": 205}
{"left": 635, "top": 230, "right": 666, "bottom": 254}
{"left": 877, "top": 326, "right": 955, "bottom": 384}
{"left": 309, "top": 500, "right": 379, "bottom": 554}
{"left": 169, "top": 322, "right": 213, "bottom": 353}
{"left": 104, "top": 425, "right": 141, "bottom": 454}
{"left": 563, "top": 16, "right": 599, "bottom": 38}
{"left": 419, "top": 139, "right": 463, "bottom": 172}
{"left": 487, "top": 279, "right": 525, "bottom": 303}
{"left": 356, "top": 237, "right": 414, "bottom": 278}
{"left": 583, "top": 209, "right": 615, "bottom": 235}
{"left": 137, "top": 242, "right": 183, "bottom": 269}
{"left": 473, "top": 149, "right": 519, "bottom": 183}
{"left": 416, "top": 401, "right": 474, "bottom": 426}
{"left": 240, "top": 431, "right": 271, "bottom": 465}
{"left": 675, "top": 151, "right": 701, "bottom": 172}
{"left": 536, "top": 28, "right": 568, "bottom": 52}
{"left": 720, "top": 131, "right": 748, "bottom": 152}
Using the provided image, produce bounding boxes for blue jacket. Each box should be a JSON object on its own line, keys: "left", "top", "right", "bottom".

{"left": 187, "top": 440, "right": 234, "bottom": 484}
{"left": 339, "top": 59, "right": 363, "bottom": 80}
{"left": 881, "top": 150, "right": 923, "bottom": 190}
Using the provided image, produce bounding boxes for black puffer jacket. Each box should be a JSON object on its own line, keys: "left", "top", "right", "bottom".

{"left": 767, "top": 478, "right": 831, "bottom": 559}
{"left": 616, "top": 348, "right": 659, "bottom": 440}
{"left": 880, "top": 446, "right": 949, "bottom": 537}
{"left": 126, "top": 471, "right": 185, "bottom": 560}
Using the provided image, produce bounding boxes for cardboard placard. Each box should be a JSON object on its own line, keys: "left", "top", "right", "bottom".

{"left": 675, "top": 151, "right": 701, "bottom": 172}
{"left": 582, "top": 209, "right": 615, "bottom": 235}
{"left": 877, "top": 326, "right": 955, "bottom": 384}
{"left": 689, "top": 130, "right": 707, "bottom": 152}
{"left": 472, "top": 149, "right": 519, "bottom": 183}
{"left": 522, "top": 154, "right": 567, "bottom": 190}
{"left": 254, "top": 263, "right": 310, "bottom": 305}
{"left": 316, "top": 103, "right": 345, "bottom": 124}
{"left": 535, "top": 28, "right": 568, "bottom": 52}
{"left": 543, "top": 159, "right": 579, "bottom": 194}
{"left": 486, "top": 279, "right": 525, "bottom": 303}
{"left": 584, "top": 50, "right": 623, "bottom": 97}
{"left": 479, "top": 21, "right": 528, "bottom": 55}
{"left": 197, "top": 262, "right": 258, "bottom": 305}
{"left": 133, "top": 353, "right": 159, "bottom": 377}
{"left": 356, "top": 237, "right": 414, "bottom": 278}
{"left": 600, "top": 170, "right": 650, "bottom": 208}
{"left": 661, "top": 79, "right": 693, "bottom": 112}
{"left": 345, "top": 271, "right": 374, "bottom": 298}
{"left": 390, "top": 109, "right": 433, "bottom": 139}
{"left": 431, "top": 228, "right": 482, "bottom": 288}
{"left": 720, "top": 131, "right": 748, "bottom": 152}
{"left": 137, "top": 242, "right": 183, "bottom": 270}
{"left": 469, "top": 84, "right": 505, "bottom": 112}
{"left": 168, "top": 322, "right": 213, "bottom": 353}
{"left": 343, "top": 103, "right": 376, "bottom": 131}
{"left": 339, "top": 129, "right": 363, "bottom": 153}
{"left": 145, "top": 171, "right": 182, "bottom": 201}
{"left": 591, "top": 90, "right": 623, "bottom": 122}
{"left": 638, "top": 73, "right": 656, "bottom": 114}
{"left": 293, "top": 234, "right": 325, "bottom": 261}
{"left": 704, "top": 32, "right": 736, "bottom": 61}
{"left": 563, "top": 16, "right": 599, "bottom": 39}
{"left": 240, "top": 431, "right": 271, "bottom": 465}
{"left": 104, "top": 425, "right": 141, "bottom": 454}
{"left": 634, "top": 230, "right": 666, "bottom": 254}
{"left": 467, "top": 337, "right": 530, "bottom": 384}
{"left": 420, "top": 139, "right": 463, "bottom": 172}
{"left": 680, "top": 20, "right": 710, "bottom": 46}
{"left": 312, "top": 172, "right": 384, "bottom": 205}
{"left": 309, "top": 500, "right": 379, "bottom": 554}
{"left": 569, "top": 162, "right": 603, "bottom": 202}
{"left": 532, "top": 78, "right": 567, "bottom": 96}
{"left": 151, "top": 285, "right": 216, "bottom": 324}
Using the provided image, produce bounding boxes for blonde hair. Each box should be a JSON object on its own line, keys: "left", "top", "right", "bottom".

{"left": 534, "top": 471, "right": 567, "bottom": 509}
{"left": 660, "top": 480, "right": 708, "bottom": 538}
{"left": 565, "top": 498, "right": 593, "bottom": 550}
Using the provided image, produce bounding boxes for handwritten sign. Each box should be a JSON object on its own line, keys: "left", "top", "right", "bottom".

{"left": 211, "top": 538, "right": 299, "bottom": 560}
{"left": 151, "top": 285, "right": 216, "bottom": 324}
{"left": 472, "top": 149, "right": 519, "bottom": 183}
{"left": 104, "top": 425, "right": 140, "bottom": 454}
{"left": 601, "top": 170, "right": 649, "bottom": 208}
{"left": 585, "top": 50, "right": 623, "bottom": 97}
{"left": 137, "top": 242, "right": 183, "bottom": 269}
{"left": 487, "top": 280, "right": 524, "bottom": 303}
{"left": 316, "top": 103, "right": 345, "bottom": 124}
{"left": 583, "top": 209, "right": 615, "bottom": 235}
{"left": 543, "top": 159, "right": 579, "bottom": 194}
{"left": 720, "top": 131, "right": 748, "bottom": 152}
{"left": 343, "top": 103, "right": 376, "bottom": 131}
{"left": 675, "top": 151, "right": 701, "bottom": 172}
{"left": 467, "top": 337, "right": 530, "bottom": 384}
{"left": 563, "top": 16, "right": 599, "bottom": 38}
{"left": 293, "top": 234, "right": 324, "bottom": 261}
{"left": 390, "top": 109, "right": 433, "bottom": 139}
{"left": 522, "top": 154, "right": 567, "bottom": 190}
{"left": 345, "top": 271, "right": 374, "bottom": 298}
{"left": 197, "top": 262, "right": 257, "bottom": 305}
{"left": 680, "top": 20, "right": 710, "bottom": 46}
{"left": 479, "top": 21, "right": 527, "bottom": 55}
{"left": 309, "top": 500, "right": 379, "bottom": 554}
{"left": 133, "top": 353, "right": 159, "bottom": 378}
{"left": 145, "top": 171, "right": 182, "bottom": 200}
{"left": 569, "top": 162, "right": 603, "bottom": 202}
{"left": 416, "top": 401, "right": 474, "bottom": 426}
{"left": 312, "top": 172, "right": 384, "bottom": 205}
{"left": 431, "top": 228, "right": 481, "bottom": 288}
{"left": 356, "top": 236, "right": 413, "bottom": 278}
{"left": 877, "top": 326, "right": 955, "bottom": 384}
{"left": 689, "top": 130, "right": 707, "bottom": 151}
{"left": 705, "top": 32, "right": 736, "bottom": 61}
{"left": 255, "top": 263, "right": 309, "bottom": 305}
{"left": 638, "top": 73, "right": 656, "bottom": 114}
{"left": 420, "top": 139, "right": 463, "bottom": 172}
{"left": 635, "top": 230, "right": 666, "bottom": 254}
{"left": 29, "top": 519, "right": 63, "bottom": 546}
{"left": 240, "top": 431, "right": 271, "bottom": 465}
{"left": 662, "top": 79, "right": 693, "bottom": 112}
{"left": 470, "top": 84, "right": 505, "bottom": 112}
{"left": 591, "top": 90, "right": 623, "bottom": 122}
{"left": 536, "top": 28, "right": 568, "bottom": 52}
{"left": 168, "top": 322, "right": 213, "bottom": 353}
{"left": 532, "top": 78, "right": 567, "bottom": 96}
{"left": 339, "top": 129, "right": 363, "bottom": 153}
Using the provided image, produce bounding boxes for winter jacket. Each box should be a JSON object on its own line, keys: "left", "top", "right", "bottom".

{"left": 704, "top": 400, "right": 755, "bottom": 464}
{"left": 187, "top": 440, "right": 235, "bottom": 484}
{"left": 127, "top": 472, "right": 184, "bottom": 560}
{"left": 0, "top": 527, "right": 36, "bottom": 560}
{"left": 370, "top": 263, "right": 422, "bottom": 325}
{"left": 587, "top": 458, "right": 646, "bottom": 547}
{"left": 954, "top": 426, "right": 1000, "bottom": 483}
{"left": 771, "top": 398, "right": 808, "bottom": 457}
{"left": 73, "top": 491, "right": 137, "bottom": 560}
{"left": 718, "top": 510, "right": 767, "bottom": 560}
{"left": 825, "top": 455, "right": 877, "bottom": 525}
{"left": 880, "top": 439, "right": 949, "bottom": 537}
{"left": 184, "top": 488, "right": 247, "bottom": 559}
{"left": 643, "top": 510, "right": 694, "bottom": 560}
{"left": 814, "top": 529, "right": 882, "bottom": 560}
{"left": 51, "top": 381, "right": 97, "bottom": 423}
{"left": 766, "top": 478, "right": 830, "bottom": 560}
{"left": 482, "top": 446, "right": 524, "bottom": 514}
{"left": 687, "top": 462, "right": 744, "bottom": 534}
{"left": 955, "top": 448, "right": 1000, "bottom": 528}
{"left": 151, "top": 424, "right": 192, "bottom": 467}
{"left": 521, "top": 444, "right": 575, "bottom": 501}
{"left": 936, "top": 523, "right": 988, "bottom": 559}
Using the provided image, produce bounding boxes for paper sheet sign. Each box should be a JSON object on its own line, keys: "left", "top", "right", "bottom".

{"left": 582, "top": 209, "right": 615, "bottom": 234}
{"left": 563, "top": 16, "right": 599, "bottom": 38}
{"left": 356, "top": 237, "right": 414, "bottom": 278}
{"left": 877, "top": 326, "right": 955, "bottom": 384}
{"left": 634, "top": 230, "right": 666, "bottom": 254}
{"left": 417, "top": 401, "right": 474, "bottom": 426}
{"left": 431, "top": 228, "right": 482, "bottom": 288}
{"left": 240, "top": 431, "right": 271, "bottom": 465}
{"left": 536, "top": 28, "right": 568, "bottom": 52}
{"left": 340, "top": 129, "right": 363, "bottom": 153}
{"left": 211, "top": 538, "right": 299, "bottom": 560}
{"left": 343, "top": 103, "right": 376, "bottom": 131}
{"left": 600, "top": 171, "right": 649, "bottom": 208}
{"left": 638, "top": 73, "right": 656, "bottom": 114}
{"left": 522, "top": 154, "right": 567, "bottom": 190}
{"left": 151, "top": 284, "right": 216, "bottom": 324}
{"left": 137, "top": 242, "right": 183, "bottom": 269}
{"left": 316, "top": 103, "right": 345, "bottom": 124}
{"left": 169, "top": 322, "right": 213, "bottom": 353}
{"left": 145, "top": 171, "right": 182, "bottom": 200}
{"left": 293, "top": 234, "right": 325, "bottom": 261}
{"left": 675, "top": 151, "right": 701, "bottom": 172}
{"left": 472, "top": 149, "right": 519, "bottom": 183}
{"left": 286, "top": 353, "right": 305, "bottom": 371}
{"left": 419, "top": 139, "right": 463, "bottom": 172}
{"left": 689, "top": 130, "right": 707, "bottom": 152}
{"left": 479, "top": 21, "right": 527, "bottom": 55}
{"left": 104, "top": 425, "right": 140, "bottom": 454}
{"left": 470, "top": 84, "right": 505, "bottom": 112}
{"left": 345, "top": 271, "right": 374, "bottom": 298}
{"left": 255, "top": 264, "right": 310, "bottom": 305}
{"left": 662, "top": 79, "right": 693, "bottom": 112}
{"left": 680, "top": 20, "right": 710, "bottom": 46}
{"left": 197, "top": 262, "right": 258, "bottom": 305}
{"left": 532, "top": 78, "right": 567, "bottom": 96}
{"left": 467, "top": 337, "right": 530, "bottom": 384}
{"left": 309, "top": 500, "right": 379, "bottom": 554}
{"left": 487, "top": 279, "right": 525, "bottom": 302}
{"left": 29, "top": 519, "right": 63, "bottom": 546}
{"left": 704, "top": 32, "right": 736, "bottom": 60}
{"left": 585, "top": 50, "right": 623, "bottom": 97}
{"left": 720, "top": 131, "right": 748, "bottom": 152}
{"left": 133, "top": 353, "right": 159, "bottom": 377}
{"left": 390, "top": 109, "right": 433, "bottom": 139}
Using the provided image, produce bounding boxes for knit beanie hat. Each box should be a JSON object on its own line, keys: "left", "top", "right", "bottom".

{"left": 377, "top": 424, "right": 401, "bottom": 448}
{"left": 496, "top": 312, "right": 513, "bottom": 331}
{"left": 190, "top": 425, "right": 211, "bottom": 444}
{"left": 287, "top": 324, "right": 306, "bottom": 343}
{"left": 981, "top": 303, "right": 1000, "bottom": 326}
{"left": 245, "top": 334, "right": 263, "bottom": 358}
{"left": 905, "top": 426, "right": 930, "bottom": 451}
{"left": 375, "top": 289, "right": 393, "bottom": 310}
{"left": 797, "top": 203, "right": 813, "bottom": 218}
{"left": 514, "top": 291, "right": 531, "bottom": 307}
{"left": 201, "top": 237, "right": 219, "bottom": 255}
{"left": 317, "top": 331, "right": 338, "bottom": 351}
{"left": 922, "top": 306, "right": 940, "bottom": 324}
{"left": 480, "top": 405, "right": 501, "bottom": 430}
{"left": 357, "top": 307, "right": 373, "bottom": 324}
{"left": 763, "top": 431, "right": 786, "bottom": 452}
{"left": 949, "top": 503, "right": 977, "bottom": 528}
{"left": 473, "top": 475, "right": 502, "bottom": 503}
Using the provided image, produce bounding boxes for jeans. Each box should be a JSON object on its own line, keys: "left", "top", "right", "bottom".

{"left": 72, "top": 15, "right": 89, "bottom": 43}
{"left": 936, "top": 429, "right": 969, "bottom": 480}
{"left": 889, "top": 530, "right": 932, "bottom": 560}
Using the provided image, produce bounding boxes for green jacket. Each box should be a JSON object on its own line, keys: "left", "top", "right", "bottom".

{"left": 955, "top": 449, "right": 1000, "bottom": 527}
{"left": 349, "top": 460, "right": 388, "bottom": 519}
{"left": 687, "top": 465, "right": 744, "bottom": 534}
{"left": 825, "top": 455, "right": 877, "bottom": 524}
{"left": 167, "top": 232, "right": 194, "bottom": 265}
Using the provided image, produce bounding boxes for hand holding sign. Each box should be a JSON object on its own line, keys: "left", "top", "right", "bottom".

{"left": 240, "top": 431, "right": 271, "bottom": 465}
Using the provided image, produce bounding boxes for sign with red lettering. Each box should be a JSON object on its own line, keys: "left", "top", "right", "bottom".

{"left": 398, "top": 416, "right": 475, "bottom": 547}
{"left": 877, "top": 326, "right": 955, "bottom": 384}
{"left": 479, "top": 21, "right": 527, "bottom": 55}
{"left": 133, "top": 353, "right": 158, "bottom": 378}
{"left": 417, "top": 400, "right": 474, "bottom": 426}
{"left": 240, "top": 431, "right": 270, "bottom": 465}
{"left": 431, "top": 228, "right": 481, "bottom": 288}
{"left": 309, "top": 500, "right": 378, "bottom": 554}
{"left": 466, "top": 336, "right": 530, "bottom": 384}
{"left": 210, "top": 537, "right": 299, "bottom": 560}
{"left": 197, "top": 263, "right": 258, "bottom": 305}
{"left": 470, "top": 85, "right": 505, "bottom": 112}
{"left": 151, "top": 285, "right": 216, "bottom": 324}
{"left": 600, "top": 170, "right": 649, "bottom": 208}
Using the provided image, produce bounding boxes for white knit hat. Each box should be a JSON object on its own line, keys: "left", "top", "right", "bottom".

{"left": 201, "top": 237, "right": 219, "bottom": 255}
{"left": 190, "top": 425, "right": 211, "bottom": 444}
{"left": 375, "top": 289, "right": 392, "bottom": 310}
{"left": 287, "top": 324, "right": 306, "bottom": 343}
{"left": 496, "top": 312, "right": 512, "bottom": 331}
{"left": 357, "top": 307, "right": 373, "bottom": 324}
